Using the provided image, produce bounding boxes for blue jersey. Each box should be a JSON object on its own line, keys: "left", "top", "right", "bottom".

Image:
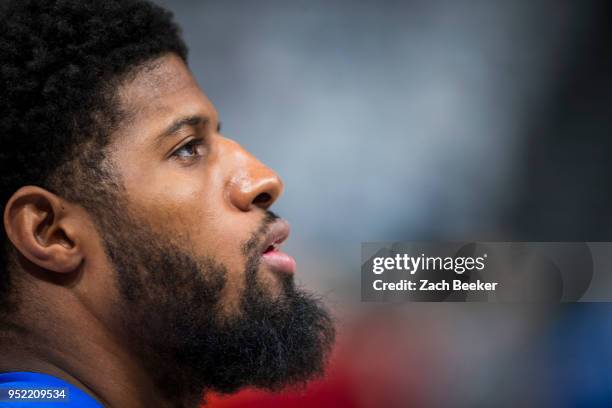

{"left": 0, "top": 372, "right": 102, "bottom": 407}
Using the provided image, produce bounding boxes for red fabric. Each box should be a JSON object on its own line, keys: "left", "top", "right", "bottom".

{"left": 204, "top": 372, "right": 359, "bottom": 408}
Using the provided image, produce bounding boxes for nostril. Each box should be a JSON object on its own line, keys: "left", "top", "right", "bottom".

{"left": 252, "top": 192, "right": 272, "bottom": 207}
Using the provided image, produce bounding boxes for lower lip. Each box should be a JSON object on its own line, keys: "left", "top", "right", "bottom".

{"left": 262, "top": 250, "right": 296, "bottom": 275}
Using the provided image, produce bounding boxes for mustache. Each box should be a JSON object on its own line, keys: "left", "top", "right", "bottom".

{"left": 241, "top": 210, "right": 280, "bottom": 257}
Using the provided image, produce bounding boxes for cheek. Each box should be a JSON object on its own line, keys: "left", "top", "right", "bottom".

{"left": 133, "top": 184, "right": 220, "bottom": 251}
{"left": 122, "top": 164, "right": 248, "bottom": 265}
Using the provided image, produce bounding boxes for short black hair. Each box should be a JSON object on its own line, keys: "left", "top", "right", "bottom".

{"left": 0, "top": 0, "right": 188, "bottom": 312}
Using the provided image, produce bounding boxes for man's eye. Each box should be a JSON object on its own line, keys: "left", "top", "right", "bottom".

{"left": 172, "top": 139, "right": 205, "bottom": 159}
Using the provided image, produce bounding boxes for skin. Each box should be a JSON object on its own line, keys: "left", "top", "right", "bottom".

{"left": 1, "top": 53, "right": 286, "bottom": 407}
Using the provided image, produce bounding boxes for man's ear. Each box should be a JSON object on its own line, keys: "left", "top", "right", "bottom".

{"left": 3, "top": 186, "right": 84, "bottom": 273}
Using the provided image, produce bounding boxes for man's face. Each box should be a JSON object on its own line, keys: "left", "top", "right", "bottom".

{"left": 85, "top": 53, "right": 334, "bottom": 395}
{"left": 110, "top": 53, "right": 288, "bottom": 311}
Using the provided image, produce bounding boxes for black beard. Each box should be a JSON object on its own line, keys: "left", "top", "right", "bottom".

{"left": 94, "top": 200, "right": 335, "bottom": 404}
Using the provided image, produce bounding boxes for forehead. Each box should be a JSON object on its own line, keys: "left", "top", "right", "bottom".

{"left": 115, "top": 53, "right": 216, "bottom": 137}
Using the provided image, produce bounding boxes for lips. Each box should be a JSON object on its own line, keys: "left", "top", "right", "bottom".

{"left": 260, "top": 219, "right": 296, "bottom": 275}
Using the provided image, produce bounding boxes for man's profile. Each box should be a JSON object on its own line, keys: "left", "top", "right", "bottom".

{"left": 0, "top": 1, "right": 335, "bottom": 407}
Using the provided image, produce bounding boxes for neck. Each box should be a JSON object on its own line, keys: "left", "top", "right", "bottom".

{"left": 0, "top": 285, "right": 203, "bottom": 408}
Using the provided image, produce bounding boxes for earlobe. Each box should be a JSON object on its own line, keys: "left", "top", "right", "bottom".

{"left": 3, "top": 186, "right": 84, "bottom": 274}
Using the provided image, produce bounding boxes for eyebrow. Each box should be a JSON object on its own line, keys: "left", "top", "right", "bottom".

{"left": 156, "top": 115, "right": 208, "bottom": 143}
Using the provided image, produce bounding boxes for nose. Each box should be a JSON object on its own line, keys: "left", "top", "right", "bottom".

{"left": 221, "top": 137, "right": 284, "bottom": 211}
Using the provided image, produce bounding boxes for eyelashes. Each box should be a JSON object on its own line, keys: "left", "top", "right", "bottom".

{"left": 171, "top": 138, "right": 206, "bottom": 161}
